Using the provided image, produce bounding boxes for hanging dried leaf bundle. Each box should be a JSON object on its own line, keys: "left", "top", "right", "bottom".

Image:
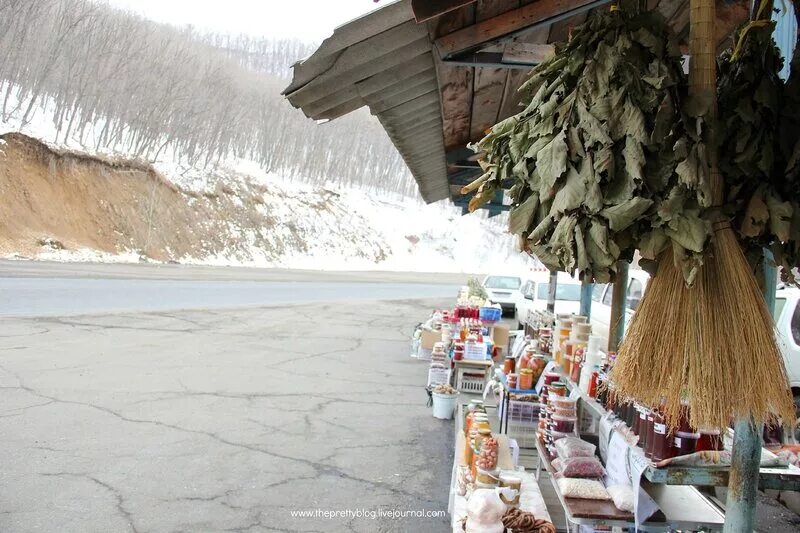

{"left": 466, "top": 0, "right": 710, "bottom": 283}
{"left": 613, "top": 0, "right": 795, "bottom": 430}
{"left": 717, "top": 20, "right": 794, "bottom": 274}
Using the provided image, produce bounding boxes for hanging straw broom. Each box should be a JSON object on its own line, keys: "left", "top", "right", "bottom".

{"left": 611, "top": 0, "right": 795, "bottom": 430}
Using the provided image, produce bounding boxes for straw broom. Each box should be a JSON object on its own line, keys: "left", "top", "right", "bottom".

{"left": 611, "top": 0, "right": 795, "bottom": 430}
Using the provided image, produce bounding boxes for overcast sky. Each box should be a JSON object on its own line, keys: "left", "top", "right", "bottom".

{"left": 103, "top": 0, "right": 385, "bottom": 42}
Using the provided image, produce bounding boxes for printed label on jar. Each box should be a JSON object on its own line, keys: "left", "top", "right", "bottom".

{"left": 673, "top": 437, "right": 682, "bottom": 447}
{"left": 654, "top": 423, "right": 667, "bottom": 434}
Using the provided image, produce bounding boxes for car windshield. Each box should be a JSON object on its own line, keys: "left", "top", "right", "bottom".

{"left": 536, "top": 283, "right": 582, "bottom": 301}
{"left": 484, "top": 276, "right": 521, "bottom": 290}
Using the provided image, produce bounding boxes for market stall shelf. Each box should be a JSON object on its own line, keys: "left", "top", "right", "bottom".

{"left": 534, "top": 436, "right": 728, "bottom": 532}
{"left": 550, "top": 366, "right": 800, "bottom": 492}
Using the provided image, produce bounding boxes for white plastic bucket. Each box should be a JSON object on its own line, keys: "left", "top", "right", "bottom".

{"left": 432, "top": 392, "right": 458, "bottom": 419}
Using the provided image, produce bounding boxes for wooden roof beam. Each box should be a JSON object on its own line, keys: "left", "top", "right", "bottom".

{"left": 435, "top": 0, "right": 612, "bottom": 59}
{"left": 411, "top": 0, "right": 478, "bottom": 23}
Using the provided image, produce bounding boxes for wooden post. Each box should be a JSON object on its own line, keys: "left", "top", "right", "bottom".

{"left": 607, "top": 261, "right": 628, "bottom": 352}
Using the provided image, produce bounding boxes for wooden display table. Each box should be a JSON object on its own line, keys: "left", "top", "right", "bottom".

{"left": 534, "top": 437, "right": 726, "bottom": 532}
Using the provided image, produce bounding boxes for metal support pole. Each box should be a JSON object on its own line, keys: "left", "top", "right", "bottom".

{"left": 607, "top": 261, "right": 628, "bottom": 353}
{"left": 724, "top": 0, "right": 791, "bottom": 521}
{"left": 579, "top": 282, "right": 593, "bottom": 320}
{"left": 723, "top": 251, "right": 776, "bottom": 532}
{"left": 547, "top": 269, "right": 557, "bottom": 314}
{"left": 724, "top": 418, "right": 762, "bottom": 532}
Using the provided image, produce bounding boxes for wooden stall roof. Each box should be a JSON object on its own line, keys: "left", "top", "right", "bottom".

{"left": 283, "top": 0, "right": 749, "bottom": 212}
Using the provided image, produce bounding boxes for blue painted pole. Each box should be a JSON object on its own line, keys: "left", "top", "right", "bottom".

{"left": 724, "top": 0, "right": 794, "bottom": 526}
{"left": 579, "top": 281, "right": 593, "bottom": 320}
{"left": 607, "top": 261, "right": 628, "bottom": 352}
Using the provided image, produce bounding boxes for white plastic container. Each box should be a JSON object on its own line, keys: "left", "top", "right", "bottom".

{"left": 432, "top": 392, "right": 459, "bottom": 419}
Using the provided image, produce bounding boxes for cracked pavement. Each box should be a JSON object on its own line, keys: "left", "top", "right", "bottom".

{"left": 0, "top": 295, "right": 455, "bottom": 532}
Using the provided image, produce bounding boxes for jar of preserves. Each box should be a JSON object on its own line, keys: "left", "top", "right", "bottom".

{"left": 503, "top": 356, "right": 516, "bottom": 375}
{"left": 520, "top": 346, "right": 534, "bottom": 369}
{"left": 549, "top": 381, "right": 567, "bottom": 397}
{"left": 544, "top": 372, "right": 560, "bottom": 386}
{"left": 651, "top": 412, "right": 674, "bottom": 462}
{"left": 507, "top": 373, "right": 518, "bottom": 389}
{"left": 543, "top": 333, "right": 553, "bottom": 354}
{"left": 673, "top": 431, "right": 700, "bottom": 456}
{"left": 474, "top": 428, "right": 492, "bottom": 452}
{"left": 519, "top": 368, "right": 534, "bottom": 390}
{"left": 530, "top": 355, "right": 547, "bottom": 384}
{"left": 696, "top": 429, "right": 723, "bottom": 452}
{"left": 645, "top": 410, "right": 656, "bottom": 458}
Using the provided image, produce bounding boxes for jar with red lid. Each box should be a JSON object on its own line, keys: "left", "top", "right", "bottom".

{"left": 695, "top": 429, "right": 723, "bottom": 452}
{"left": 651, "top": 413, "right": 674, "bottom": 461}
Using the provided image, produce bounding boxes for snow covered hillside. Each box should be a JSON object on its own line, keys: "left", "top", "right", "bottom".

{"left": 0, "top": 126, "right": 535, "bottom": 274}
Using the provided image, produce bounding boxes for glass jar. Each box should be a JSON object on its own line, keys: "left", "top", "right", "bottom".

{"left": 508, "top": 373, "right": 518, "bottom": 389}
{"left": 645, "top": 410, "right": 656, "bottom": 459}
{"left": 696, "top": 429, "right": 723, "bottom": 452}
{"left": 549, "top": 381, "right": 567, "bottom": 397}
{"left": 673, "top": 431, "right": 700, "bottom": 456}
{"left": 544, "top": 372, "right": 560, "bottom": 386}
{"left": 651, "top": 412, "right": 674, "bottom": 462}
{"left": 474, "top": 428, "right": 492, "bottom": 452}
{"left": 563, "top": 341, "right": 575, "bottom": 374}
{"left": 503, "top": 356, "right": 516, "bottom": 375}
{"left": 530, "top": 355, "right": 547, "bottom": 384}
{"left": 570, "top": 348, "right": 583, "bottom": 383}
{"left": 519, "top": 368, "right": 534, "bottom": 390}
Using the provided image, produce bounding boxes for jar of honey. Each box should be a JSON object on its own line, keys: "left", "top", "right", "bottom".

{"left": 519, "top": 368, "right": 534, "bottom": 390}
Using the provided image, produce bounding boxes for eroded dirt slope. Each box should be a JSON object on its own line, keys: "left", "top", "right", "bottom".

{"left": 0, "top": 132, "right": 388, "bottom": 264}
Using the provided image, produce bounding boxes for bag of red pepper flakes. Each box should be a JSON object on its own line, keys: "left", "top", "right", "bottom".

{"left": 558, "top": 456, "right": 605, "bottom": 478}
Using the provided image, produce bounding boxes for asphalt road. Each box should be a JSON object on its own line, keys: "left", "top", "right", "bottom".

{"left": 0, "top": 260, "right": 465, "bottom": 317}
{"left": 0, "top": 261, "right": 456, "bottom": 532}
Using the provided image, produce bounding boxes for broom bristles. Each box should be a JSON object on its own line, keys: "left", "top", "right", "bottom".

{"left": 612, "top": 229, "right": 795, "bottom": 431}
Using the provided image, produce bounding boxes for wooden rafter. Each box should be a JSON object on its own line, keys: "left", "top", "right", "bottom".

{"left": 411, "top": 0, "right": 478, "bottom": 23}
{"left": 435, "top": 0, "right": 612, "bottom": 58}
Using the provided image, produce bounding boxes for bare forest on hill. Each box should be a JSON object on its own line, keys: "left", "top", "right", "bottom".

{"left": 0, "top": 0, "right": 418, "bottom": 196}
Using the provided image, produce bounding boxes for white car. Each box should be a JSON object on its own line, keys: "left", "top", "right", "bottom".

{"left": 515, "top": 272, "right": 583, "bottom": 328}
{"left": 773, "top": 286, "right": 800, "bottom": 440}
{"left": 588, "top": 269, "right": 651, "bottom": 353}
{"left": 482, "top": 274, "right": 523, "bottom": 315}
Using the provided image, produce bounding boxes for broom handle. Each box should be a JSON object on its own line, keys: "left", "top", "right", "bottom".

{"left": 689, "top": 0, "right": 723, "bottom": 207}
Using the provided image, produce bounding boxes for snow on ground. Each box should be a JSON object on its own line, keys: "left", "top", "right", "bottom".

{"left": 0, "top": 83, "right": 540, "bottom": 274}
